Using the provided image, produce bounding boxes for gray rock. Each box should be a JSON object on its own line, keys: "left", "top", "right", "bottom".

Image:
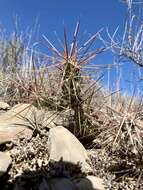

{"left": 0, "top": 124, "right": 33, "bottom": 144}
{"left": 48, "top": 126, "right": 92, "bottom": 173}
{"left": 0, "top": 152, "right": 12, "bottom": 177}
{"left": 75, "top": 175, "right": 106, "bottom": 190}
{"left": 0, "top": 103, "right": 37, "bottom": 124}
{"left": 0, "top": 104, "right": 64, "bottom": 145}
{"left": 0, "top": 104, "right": 36, "bottom": 144}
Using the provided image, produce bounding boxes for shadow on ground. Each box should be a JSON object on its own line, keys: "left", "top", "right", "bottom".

{"left": 1, "top": 159, "right": 97, "bottom": 190}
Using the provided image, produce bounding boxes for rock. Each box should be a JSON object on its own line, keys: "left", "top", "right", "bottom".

{"left": 39, "top": 178, "right": 76, "bottom": 190}
{"left": 0, "top": 152, "right": 12, "bottom": 177}
{"left": 0, "top": 101, "right": 10, "bottom": 110}
{"left": 75, "top": 175, "right": 106, "bottom": 190}
{"left": 0, "top": 104, "right": 63, "bottom": 145}
{"left": 0, "top": 103, "right": 37, "bottom": 124}
{"left": 48, "top": 126, "right": 92, "bottom": 173}
{"left": 0, "top": 124, "right": 33, "bottom": 144}
{"left": 0, "top": 104, "right": 37, "bottom": 144}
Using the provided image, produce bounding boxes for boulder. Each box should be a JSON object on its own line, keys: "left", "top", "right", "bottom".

{"left": 0, "top": 124, "right": 33, "bottom": 144}
{"left": 0, "top": 104, "right": 36, "bottom": 144}
{"left": 0, "top": 152, "right": 12, "bottom": 177}
{"left": 75, "top": 175, "right": 106, "bottom": 190}
{"left": 48, "top": 126, "right": 92, "bottom": 173}
{"left": 0, "top": 103, "right": 37, "bottom": 124}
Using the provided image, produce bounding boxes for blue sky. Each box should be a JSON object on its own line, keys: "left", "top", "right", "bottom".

{"left": 0, "top": 0, "right": 142, "bottom": 94}
{"left": 0, "top": 0, "right": 126, "bottom": 33}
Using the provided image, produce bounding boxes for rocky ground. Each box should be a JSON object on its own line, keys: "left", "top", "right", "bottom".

{"left": 0, "top": 102, "right": 143, "bottom": 189}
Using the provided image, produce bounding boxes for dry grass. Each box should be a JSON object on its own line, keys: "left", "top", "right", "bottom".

{"left": 0, "top": 20, "right": 143, "bottom": 188}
